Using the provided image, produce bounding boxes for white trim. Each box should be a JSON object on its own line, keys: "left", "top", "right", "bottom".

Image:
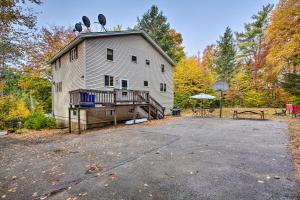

{"left": 120, "top": 78, "right": 129, "bottom": 90}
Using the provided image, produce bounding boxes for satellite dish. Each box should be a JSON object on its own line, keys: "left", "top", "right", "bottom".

{"left": 82, "top": 16, "right": 91, "bottom": 28}
{"left": 212, "top": 81, "right": 229, "bottom": 92}
{"left": 98, "top": 14, "right": 106, "bottom": 26}
{"left": 74, "top": 23, "right": 82, "bottom": 32}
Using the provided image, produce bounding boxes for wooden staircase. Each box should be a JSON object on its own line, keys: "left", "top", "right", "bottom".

{"left": 138, "top": 95, "right": 165, "bottom": 119}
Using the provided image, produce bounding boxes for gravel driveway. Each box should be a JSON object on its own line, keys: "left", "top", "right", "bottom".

{"left": 0, "top": 117, "right": 298, "bottom": 200}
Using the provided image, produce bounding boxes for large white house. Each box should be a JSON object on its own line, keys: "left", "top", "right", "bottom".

{"left": 48, "top": 30, "right": 175, "bottom": 131}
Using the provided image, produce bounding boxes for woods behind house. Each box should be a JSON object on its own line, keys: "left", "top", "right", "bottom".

{"left": 0, "top": 1, "right": 299, "bottom": 130}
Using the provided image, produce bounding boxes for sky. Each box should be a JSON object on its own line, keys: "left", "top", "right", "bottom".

{"left": 32, "top": 0, "right": 278, "bottom": 56}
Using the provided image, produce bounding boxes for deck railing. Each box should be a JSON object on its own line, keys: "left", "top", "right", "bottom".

{"left": 69, "top": 89, "right": 150, "bottom": 107}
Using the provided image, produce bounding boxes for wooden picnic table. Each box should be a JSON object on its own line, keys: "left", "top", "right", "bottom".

{"left": 233, "top": 110, "right": 265, "bottom": 120}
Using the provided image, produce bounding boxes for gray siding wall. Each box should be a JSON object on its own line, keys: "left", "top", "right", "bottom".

{"left": 52, "top": 41, "right": 86, "bottom": 126}
{"left": 85, "top": 35, "right": 174, "bottom": 113}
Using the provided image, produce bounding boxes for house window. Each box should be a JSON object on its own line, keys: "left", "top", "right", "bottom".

{"left": 161, "top": 64, "right": 165, "bottom": 73}
{"left": 55, "top": 82, "right": 62, "bottom": 92}
{"left": 104, "top": 75, "right": 114, "bottom": 87}
{"left": 160, "top": 83, "right": 166, "bottom": 92}
{"left": 107, "top": 48, "right": 113, "bottom": 61}
{"left": 144, "top": 81, "right": 149, "bottom": 87}
{"left": 131, "top": 55, "right": 137, "bottom": 63}
{"left": 146, "top": 59, "right": 150, "bottom": 65}
{"left": 121, "top": 79, "right": 128, "bottom": 89}
{"left": 69, "top": 46, "right": 78, "bottom": 61}
{"left": 106, "top": 110, "right": 114, "bottom": 116}
{"left": 128, "top": 108, "right": 134, "bottom": 113}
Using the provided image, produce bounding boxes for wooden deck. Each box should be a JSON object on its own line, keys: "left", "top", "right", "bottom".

{"left": 68, "top": 89, "right": 165, "bottom": 133}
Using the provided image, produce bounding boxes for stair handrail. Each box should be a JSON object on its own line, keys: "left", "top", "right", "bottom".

{"left": 149, "top": 95, "right": 165, "bottom": 114}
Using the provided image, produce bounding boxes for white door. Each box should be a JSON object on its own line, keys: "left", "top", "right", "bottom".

{"left": 120, "top": 79, "right": 129, "bottom": 101}
{"left": 120, "top": 79, "right": 129, "bottom": 90}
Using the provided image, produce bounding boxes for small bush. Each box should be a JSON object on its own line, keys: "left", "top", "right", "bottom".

{"left": 24, "top": 113, "right": 56, "bottom": 130}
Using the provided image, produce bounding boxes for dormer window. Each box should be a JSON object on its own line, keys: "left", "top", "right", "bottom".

{"left": 146, "top": 59, "right": 150, "bottom": 65}
{"left": 69, "top": 46, "right": 78, "bottom": 61}
{"left": 131, "top": 55, "right": 137, "bottom": 63}
{"left": 107, "top": 48, "right": 113, "bottom": 61}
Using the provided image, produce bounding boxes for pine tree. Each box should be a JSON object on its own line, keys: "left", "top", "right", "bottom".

{"left": 214, "top": 27, "right": 237, "bottom": 82}
{"left": 135, "top": 5, "right": 185, "bottom": 63}
{"left": 237, "top": 4, "right": 273, "bottom": 84}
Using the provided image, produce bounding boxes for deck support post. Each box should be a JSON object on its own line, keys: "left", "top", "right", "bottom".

{"left": 68, "top": 107, "right": 71, "bottom": 133}
{"left": 148, "top": 104, "right": 151, "bottom": 120}
{"left": 156, "top": 109, "right": 158, "bottom": 119}
{"left": 77, "top": 107, "right": 81, "bottom": 134}
{"left": 133, "top": 91, "right": 136, "bottom": 124}
{"left": 114, "top": 106, "right": 117, "bottom": 126}
{"left": 113, "top": 91, "right": 117, "bottom": 126}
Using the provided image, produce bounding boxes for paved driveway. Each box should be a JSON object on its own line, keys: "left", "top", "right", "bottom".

{"left": 0, "top": 117, "right": 298, "bottom": 200}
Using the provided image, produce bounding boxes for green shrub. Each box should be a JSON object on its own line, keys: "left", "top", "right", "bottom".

{"left": 24, "top": 113, "right": 56, "bottom": 130}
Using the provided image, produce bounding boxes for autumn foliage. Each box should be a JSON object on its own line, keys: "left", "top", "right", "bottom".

{"left": 174, "top": 0, "right": 299, "bottom": 109}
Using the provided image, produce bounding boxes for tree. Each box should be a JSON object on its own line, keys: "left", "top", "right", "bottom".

{"left": 0, "top": 0, "right": 42, "bottom": 69}
{"left": 201, "top": 44, "right": 217, "bottom": 74}
{"left": 19, "top": 26, "right": 75, "bottom": 112}
{"left": 214, "top": 27, "right": 238, "bottom": 82}
{"left": 174, "top": 57, "right": 215, "bottom": 108}
{"left": 225, "top": 71, "right": 266, "bottom": 107}
{"left": 236, "top": 4, "right": 273, "bottom": 84}
{"left": 280, "top": 73, "right": 300, "bottom": 100}
{"left": 135, "top": 5, "right": 185, "bottom": 63}
{"left": 265, "top": 0, "right": 300, "bottom": 78}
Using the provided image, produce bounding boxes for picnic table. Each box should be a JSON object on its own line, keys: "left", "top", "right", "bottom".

{"left": 233, "top": 110, "right": 265, "bottom": 120}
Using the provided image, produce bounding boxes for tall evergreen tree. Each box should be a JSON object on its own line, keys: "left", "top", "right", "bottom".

{"left": 280, "top": 73, "right": 300, "bottom": 100}
{"left": 135, "top": 5, "right": 185, "bottom": 63}
{"left": 236, "top": 4, "right": 273, "bottom": 84}
{"left": 214, "top": 27, "right": 237, "bottom": 82}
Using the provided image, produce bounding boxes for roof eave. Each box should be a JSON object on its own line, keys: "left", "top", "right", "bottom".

{"left": 47, "top": 31, "right": 176, "bottom": 67}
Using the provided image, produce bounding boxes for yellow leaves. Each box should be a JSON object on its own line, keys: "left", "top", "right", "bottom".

{"left": 266, "top": 0, "right": 300, "bottom": 76}
{"left": 174, "top": 57, "right": 216, "bottom": 96}
{"left": 9, "top": 99, "right": 31, "bottom": 119}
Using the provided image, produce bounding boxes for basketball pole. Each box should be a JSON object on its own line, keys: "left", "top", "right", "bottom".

{"left": 219, "top": 90, "right": 223, "bottom": 118}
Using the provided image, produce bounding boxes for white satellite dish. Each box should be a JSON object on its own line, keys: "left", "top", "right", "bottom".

{"left": 212, "top": 81, "right": 229, "bottom": 92}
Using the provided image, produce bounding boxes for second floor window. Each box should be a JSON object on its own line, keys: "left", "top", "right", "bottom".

{"left": 55, "top": 82, "right": 62, "bottom": 92}
{"left": 146, "top": 59, "right": 150, "bottom": 65}
{"left": 144, "top": 81, "right": 149, "bottom": 87}
{"left": 131, "top": 55, "right": 137, "bottom": 63}
{"left": 160, "top": 83, "right": 166, "bottom": 92}
{"left": 69, "top": 46, "right": 78, "bottom": 61}
{"left": 107, "top": 48, "right": 113, "bottom": 61}
{"left": 104, "top": 75, "right": 114, "bottom": 87}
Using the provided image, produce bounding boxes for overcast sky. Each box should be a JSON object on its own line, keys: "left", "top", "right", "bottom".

{"left": 32, "top": 0, "right": 278, "bottom": 56}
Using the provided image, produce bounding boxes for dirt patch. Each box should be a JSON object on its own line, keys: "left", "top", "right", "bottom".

{"left": 3, "top": 116, "right": 180, "bottom": 143}
{"left": 288, "top": 118, "right": 300, "bottom": 192}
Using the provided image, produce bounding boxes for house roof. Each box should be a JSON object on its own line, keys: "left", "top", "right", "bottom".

{"left": 47, "top": 30, "right": 176, "bottom": 66}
